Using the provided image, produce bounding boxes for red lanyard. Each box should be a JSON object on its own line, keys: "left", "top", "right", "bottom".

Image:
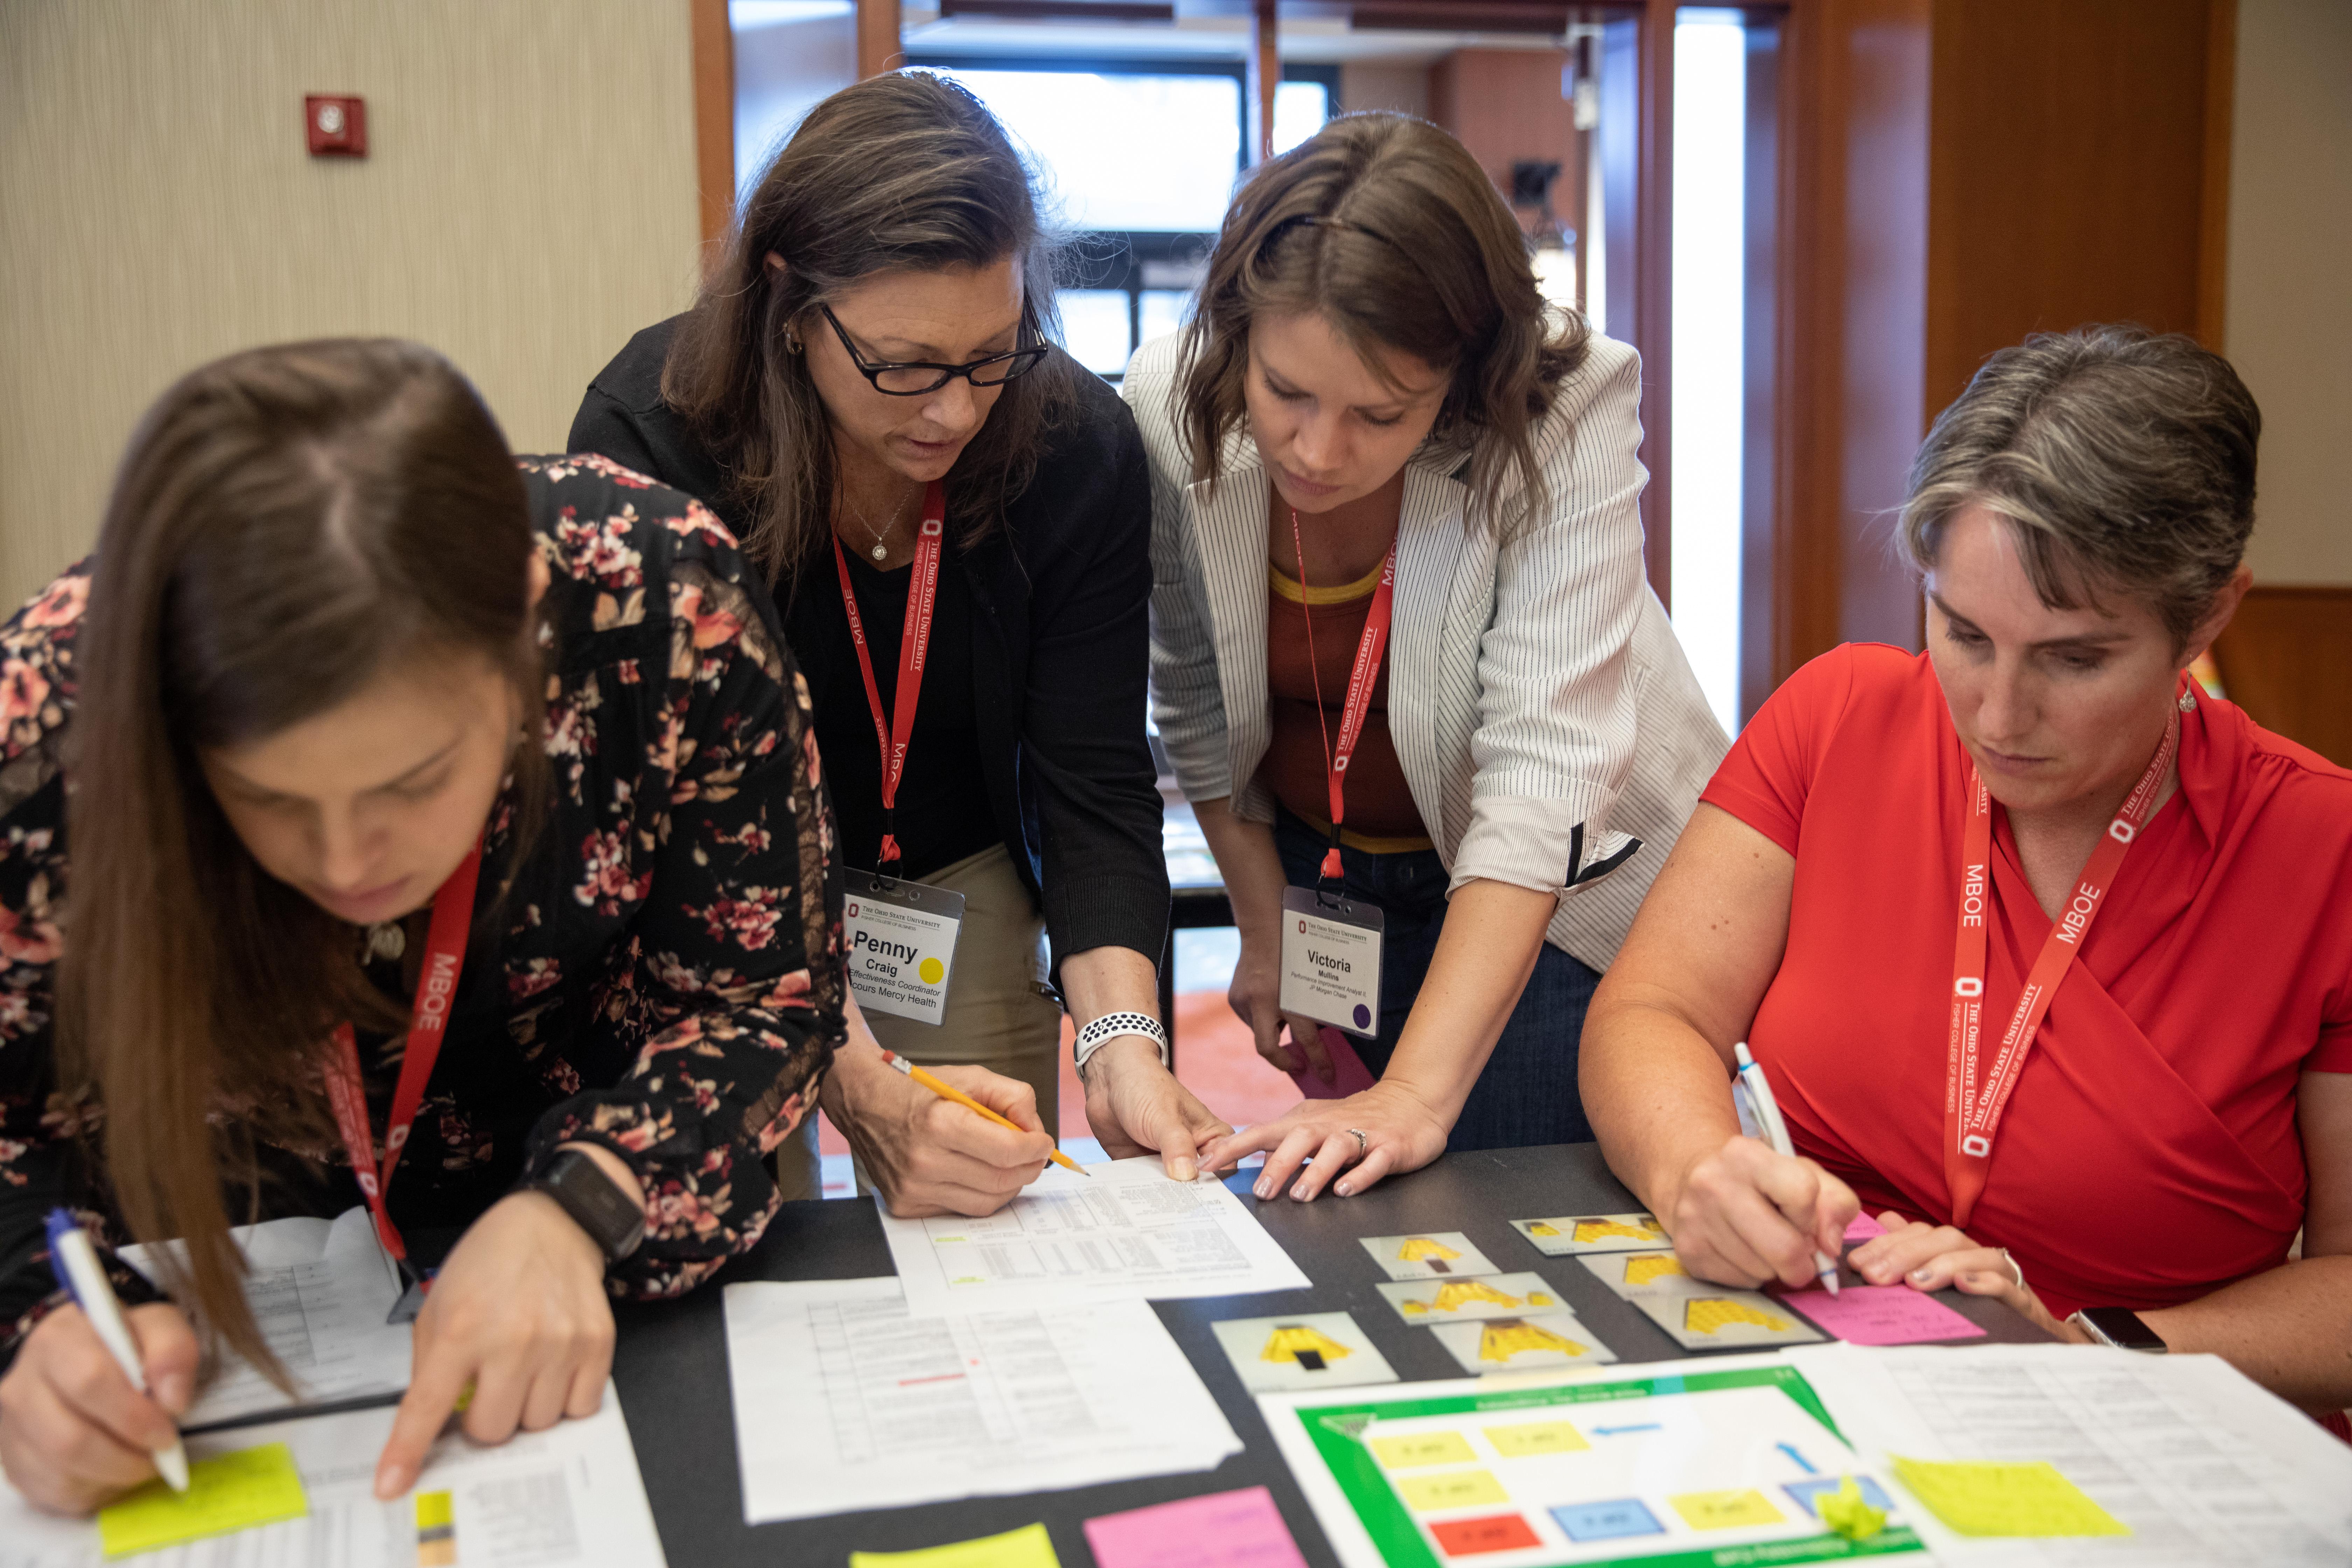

{"left": 1289, "top": 508, "right": 1396, "bottom": 883}
{"left": 833, "top": 481, "right": 946, "bottom": 869}
{"left": 323, "top": 842, "right": 483, "bottom": 1268}
{"left": 1942, "top": 693, "right": 2180, "bottom": 1227}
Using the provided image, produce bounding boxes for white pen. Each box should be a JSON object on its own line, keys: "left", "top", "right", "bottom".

{"left": 1731, "top": 1044, "right": 1841, "bottom": 1296}
{"left": 45, "top": 1210, "right": 190, "bottom": 1491}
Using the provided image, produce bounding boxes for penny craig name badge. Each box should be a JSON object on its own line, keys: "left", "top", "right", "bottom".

{"left": 844, "top": 872, "right": 964, "bottom": 1025}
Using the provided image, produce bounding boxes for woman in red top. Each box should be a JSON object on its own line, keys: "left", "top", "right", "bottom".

{"left": 1583, "top": 326, "right": 2352, "bottom": 1413}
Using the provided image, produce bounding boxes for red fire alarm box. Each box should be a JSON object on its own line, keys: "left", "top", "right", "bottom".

{"left": 306, "top": 96, "right": 366, "bottom": 158}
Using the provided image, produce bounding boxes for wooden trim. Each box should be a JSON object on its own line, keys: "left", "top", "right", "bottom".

{"left": 1246, "top": 0, "right": 1279, "bottom": 165}
{"left": 2210, "top": 584, "right": 2352, "bottom": 765}
{"left": 858, "top": 0, "right": 904, "bottom": 79}
{"left": 1633, "top": 0, "right": 1673, "bottom": 605}
{"left": 690, "top": 0, "right": 735, "bottom": 253}
{"left": 2197, "top": 0, "right": 2236, "bottom": 352}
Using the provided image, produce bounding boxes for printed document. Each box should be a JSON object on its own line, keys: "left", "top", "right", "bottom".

{"left": 1787, "top": 1342, "right": 2352, "bottom": 1564}
{"left": 878, "top": 1155, "right": 1309, "bottom": 1316}
{"left": 723, "top": 1276, "right": 1241, "bottom": 1524}
{"left": 120, "top": 1205, "right": 413, "bottom": 1426}
{"left": 0, "top": 1380, "right": 665, "bottom": 1567}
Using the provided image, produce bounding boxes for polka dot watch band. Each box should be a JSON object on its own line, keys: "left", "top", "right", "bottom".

{"left": 1072, "top": 1010, "right": 1169, "bottom": 1076}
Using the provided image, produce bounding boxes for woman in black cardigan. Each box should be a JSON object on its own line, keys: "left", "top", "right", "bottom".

{"left": 571, "top": 72, "right": 1225, "bottom": 1211}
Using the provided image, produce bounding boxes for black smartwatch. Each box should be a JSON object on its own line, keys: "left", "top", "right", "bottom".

{"left": 526, "top": 1148, "right": 646, "bottom": 1262}
{"left": 2068, "top": 1306, "right": 2168, "bottom": 1353}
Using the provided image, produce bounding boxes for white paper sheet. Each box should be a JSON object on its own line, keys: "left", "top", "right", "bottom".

{"left": 876, "top": 1155, "right": 1310, "bottom": 1316}
{"left": 0, "top": 1381, "right": 665, "bottom": 1567}
{"left": 1785, "top": 1342, "right": 2352, "bottom": 1565}
{"left": 722, "top": 1276, "right": 1242, "bottom": 1524}
{"left": 119, "top": 1206, "right": 413, "bottom": 1426}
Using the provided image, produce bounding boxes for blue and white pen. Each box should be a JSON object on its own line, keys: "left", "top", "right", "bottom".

{"left": 1731, "top": 1044, "right": 1840, "bottom": 1296}
{"left": 44, "top": 1210, "right": 190, "bottom": 1492}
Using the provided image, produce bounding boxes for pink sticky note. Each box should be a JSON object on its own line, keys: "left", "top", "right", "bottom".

{"left": 1290, "top": 1030, "right": 1378, "bottom": 1100}
{"left": 1782, "top": 1284, "right": 1987, "bottom": 1346}
{"left": 1843, "top": 1212, "right": 1889, "bottom": 1243}
{"left": 1084, "top": 1487, "right": 1309, "bottom": 1568}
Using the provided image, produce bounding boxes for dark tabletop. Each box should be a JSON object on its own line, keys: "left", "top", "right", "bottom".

{"left": 609, "top": 1142, "right": 2047, "bottom": 1566}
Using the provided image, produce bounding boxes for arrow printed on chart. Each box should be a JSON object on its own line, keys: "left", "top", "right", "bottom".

{"left": 1778, "top": 1442, "right": 1817, "bottom": 1473}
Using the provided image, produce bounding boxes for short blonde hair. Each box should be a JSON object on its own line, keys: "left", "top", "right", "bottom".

{"left": 1899, "top": 325, "right": 2259, "bottom": 649}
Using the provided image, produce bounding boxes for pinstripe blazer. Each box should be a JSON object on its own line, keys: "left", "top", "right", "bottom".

{"left": 1124, "top": 330, "right": 1728, "bottom": 971}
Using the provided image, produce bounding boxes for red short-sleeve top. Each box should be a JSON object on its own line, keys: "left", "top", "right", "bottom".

{"left": 1701, "top": 644, "right": 2352, "bottom": 1320}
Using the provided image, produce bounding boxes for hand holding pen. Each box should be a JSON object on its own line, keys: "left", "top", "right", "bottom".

{"left": 0, "top": 1212, "right": 197, "bottom": 1513}
{"left": 1733, "top": 1044, "right": 1842, "bottom": 1295}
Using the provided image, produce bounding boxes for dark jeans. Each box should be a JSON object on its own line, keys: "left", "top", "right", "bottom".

{"left": 1273, "top": 807, "right": 1600, "bottom": 1150}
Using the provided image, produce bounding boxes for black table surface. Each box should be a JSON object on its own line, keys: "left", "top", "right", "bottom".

{"left": 610, "top": 1142, "right": 2048, "bottom": 1566}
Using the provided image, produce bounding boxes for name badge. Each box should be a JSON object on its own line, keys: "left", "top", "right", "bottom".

{"left": 845, "top": 870, "right": 965, "bottom": 1025}
{"left": 1279, "top": 885, "right": 1383, "bottom": 1039}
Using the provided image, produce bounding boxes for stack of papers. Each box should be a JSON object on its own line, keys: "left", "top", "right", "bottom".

{"left": 0, "top": 1382, "right": 666, "bottom": 1567}
{"left": 1788, "top": 1342, "right": 2352, "bottom": 1563}
{"left": 723, "top": 1276, "right": 1242, "bottom": 1522}
{"left": 120, "top": 1206, "right": 412, "bottom": 1426}
{"left": 877, "top": 1156, "right": 1310, "bottom": 1315}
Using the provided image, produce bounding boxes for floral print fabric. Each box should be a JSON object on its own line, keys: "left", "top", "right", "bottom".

{"left": 0, "top": 455, "right": 844, "bottom": 1364}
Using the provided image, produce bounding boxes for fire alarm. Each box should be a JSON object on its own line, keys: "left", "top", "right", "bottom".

{"left": 306, "top": 95, "right": 366, "bottom": 158}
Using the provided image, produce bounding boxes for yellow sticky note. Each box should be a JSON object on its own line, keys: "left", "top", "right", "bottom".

{"left": 97, "top": 1443, "right": 308, "bottom": 1558}
{"left": 1483, "top": 1420, "right": 1590, "bottom": 1457}
{"left": 1371, "top": 1431, "right": 1478, "bottom": 1469}
{"left": 1891, "top": 1456, "right": 2130, "bottom": 1538}
{"left": 1396, "top": 1470, "right": 1509, "bottom": 1511}
{"left": 1668, "top": 1489, "right": 1783, "bottom": 1532}
{"left": 849, "top": 1521, "right": 1062, "bottom": 1568}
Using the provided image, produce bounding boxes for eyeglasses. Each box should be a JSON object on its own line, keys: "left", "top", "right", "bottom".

{"left": 816, "top": 304, "right": 1050, "bottom": 396}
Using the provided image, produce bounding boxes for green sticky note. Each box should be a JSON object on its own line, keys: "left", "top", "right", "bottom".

{"left": 1818, "top": 1476, "right": 1887, "bottom": 1541}
{"left": 849, "top": 1521, "right": 1062, "bottom": 1568}
{"left": 1890, "top": 1455, "right": 2130, "bottom": 1538}
{"left": 97, "top": 1442, "right": 309, "bottom": 1557}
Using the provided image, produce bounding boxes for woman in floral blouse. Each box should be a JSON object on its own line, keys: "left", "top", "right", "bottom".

{"left": 0, "top": 339, "right": 841, "bottom": 1513}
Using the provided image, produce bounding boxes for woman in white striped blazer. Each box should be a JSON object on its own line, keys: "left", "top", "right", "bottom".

{"left": 1125, "top": 113, "right": 1726, "bottom": 1202}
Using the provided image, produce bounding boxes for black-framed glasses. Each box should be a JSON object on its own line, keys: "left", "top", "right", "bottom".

{"left": 816, "top": 304, "right": 1050, "bottom": 395}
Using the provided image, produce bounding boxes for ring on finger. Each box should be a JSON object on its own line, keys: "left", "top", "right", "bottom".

{"left": 2000, "top": 1248, "right": 2026, "bottom": 1294}
{"left": 1345, "top": 1128, "right": 1368, "bottom": 1155}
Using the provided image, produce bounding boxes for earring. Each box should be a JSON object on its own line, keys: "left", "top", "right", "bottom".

{"left": 784, "top": 331, "right": 803, "bottom": 354}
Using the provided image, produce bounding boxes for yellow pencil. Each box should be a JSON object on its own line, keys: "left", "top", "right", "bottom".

{"left": 877, "top": 1049, "right": 1088, "bottom": 1176}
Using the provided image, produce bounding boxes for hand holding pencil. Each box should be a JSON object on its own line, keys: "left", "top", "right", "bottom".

{"left": 877, "top": 1049, "right": 1089, "bottom": 1177}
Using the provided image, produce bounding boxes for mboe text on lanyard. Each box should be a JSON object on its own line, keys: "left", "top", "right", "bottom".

{"left": 1277, "top": 509, "right": 1390, "bottom": 1041}
{"left": 322, "top": 839, "right": 482, "bottom": 1324}
{"left": 834, "top": 480, "right": 965, "bottom": 1026}
{"left": 1942, "top": 682, "right": 2185, "bottom": 1227}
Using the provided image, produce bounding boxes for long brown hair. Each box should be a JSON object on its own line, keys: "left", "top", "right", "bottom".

{"left": 1177, "top": 112, "right": 1589, "bottom": 539}
{"left": 61, "top": 338, "right": 550, "bottom": 1381}
{"left": 661, "top": 71, "right": 1077, "bottom": 593}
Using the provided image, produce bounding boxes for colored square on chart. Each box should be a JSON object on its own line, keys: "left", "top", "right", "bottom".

{"left": 1082, "top": 1487, "right": 1308, "bottom": 1568}
{"left": 1548, "top": 1498, "right": 1664, "bottom": 1544}
{"left": 96, "top": 1443, "right": 309, "bottom": 1558}
{"left": 1371, "top": 1431, "right": 1478, "bottom": 1469}
{"left": 1668, "top": 1489, "right": 1783, "bottom": 1532}
{"left": 1889, "top": 1457, "right": 2131, "bottom": 1538}
{"left": 1512, "top": 1214, "right": 1667, "bottom": 1255}
{"left": 1782, "top": 1283, "right": 1987, "bottom": 1346}
{"left": 1482, "top": 1420, "right": 1590, "bottom": 1458}
{"left": 415, "top": 1489, "right": 457, "bottom": 1567}
{"left": 1786, "top": 1475, "right": 1896, "bottom": 1519}
{"left": 1377, "top": 1272, "right": 1565, "bottom": 1323}
{"left": 1358, "top": 1232, "right": 1500, "bottom": 1280}
{"left": 1430, "top": 1312, "right": 1618, "bottom": 1376}
{"left": 1427, "top": 1514, "right": 1542, "bottom": 1556}
{"left": 1395, "top": 1471, "right": 1510, "bottom": 1512}
{"left": 1209, "top": 1311, "right": 1398, "bottom": 1393}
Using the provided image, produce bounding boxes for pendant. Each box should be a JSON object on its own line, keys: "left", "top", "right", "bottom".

{"left": 871, "top": 543, "right": 889, "bottom": 561}
{"left": 366, "top": 922, "right": 406, "bottom": 961}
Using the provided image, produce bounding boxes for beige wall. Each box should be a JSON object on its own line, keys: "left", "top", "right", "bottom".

{"left": 0, "top": 0, "right": 702, "bottom": 610}
{"left": 2226, "top": 0, "right": 2352, "bottom": 584}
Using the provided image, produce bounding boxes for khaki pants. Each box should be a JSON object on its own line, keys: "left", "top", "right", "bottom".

{"left": 776, "top": 841, "right": 1065, "bottom": 1200}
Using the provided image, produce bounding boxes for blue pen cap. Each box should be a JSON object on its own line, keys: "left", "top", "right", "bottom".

{"left": 43, "top": 1207, "right": 82, "bottom": 1296}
